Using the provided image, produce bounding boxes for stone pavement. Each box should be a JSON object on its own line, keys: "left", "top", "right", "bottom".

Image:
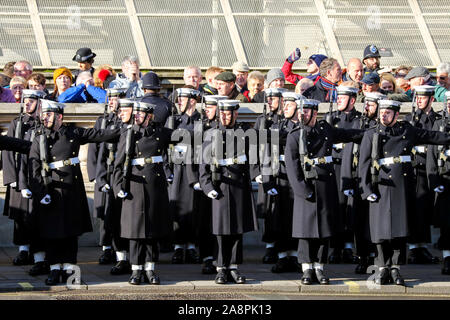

{"left": 0, "top": 246, "right": 449, "bottom": 298}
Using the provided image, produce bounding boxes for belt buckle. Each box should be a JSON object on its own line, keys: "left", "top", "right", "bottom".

{"left": 393, "top": 157, "right": 401, "bottom": 164}
{"left": 63, "top": 159, "right": 70, "bottom": 166}
{"left": 318, "top": 157, "right": 326, "bottom": 164}
{"left": 145, "top": 158, "right": 152, "bottom": 164}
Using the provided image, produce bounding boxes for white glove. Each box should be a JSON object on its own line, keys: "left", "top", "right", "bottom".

{"left": 207, "top": 190, "right": 219, "bottom": 199}
{"left": 434, "top": 185, "right": 445, "bottom": 193}
{"left": 167, "top": 174, "right": 174, "bottom": 183}
{"left": 306, "top": 192, "right": 313, "bottom": 199}
{"left": 101, "top": 184, "right": 111, "bottom": 193}
{"left": 40, "top": 194, "right": 51, "bottom": 205}
{"left": 21, "top": 189, "right": 32, "bottom": 199}
{"left": 193, "top": 182, "right": 202, "bottom": 191}
{"left": 10, "top": 182, "right": 17, "bottom": 188}
{"left": 255, "top": 175, "right": 263, "bottom": 184}
{"left": 267, "top": 188, "right": 278, "bottom": 196}
{"left": 367, "top": 193, "right": 378, "bottom": 202}
{"left": 344, "top": 189, "right": 354, "bottom": 197}
{"left": 117, "top": 190, "right": 128, "bottom": 198}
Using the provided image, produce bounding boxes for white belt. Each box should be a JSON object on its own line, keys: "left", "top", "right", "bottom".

{"left": 49, "top": 157, "right": 80, "bottom": 169}
{"left": 310, "top": 155, "right": 333, "bottom": 165}
{"left": 414, "top": 145, "right": 427, "bottom": 154}
{"left": 445, "top": 149, "right": 450, "bottom": 157}
{"left": 218, "top": 154, "right": 247, "bottom": 166}
{"left": 379, "top": 155, "right": 411, "bottom": 166}
{"left": 333, "top": 143, "right": 345, "bottom": 150}
{"left": 279, "top": 155, "right": 285, "bottom": 162}
{"left": 131, "top": 156, "right": 163, "bottom": 166}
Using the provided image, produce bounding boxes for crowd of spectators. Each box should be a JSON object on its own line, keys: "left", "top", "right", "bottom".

{"left": 1, "top": 45, "right": 449, "bottom": 109}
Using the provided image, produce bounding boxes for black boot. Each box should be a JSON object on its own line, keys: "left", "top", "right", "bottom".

{"left": 390, "top": 268, "right": 405, "bottom": 286}
{"left": 201, "top": 259, "right": 216, "bottom": 274}
{"left": 110, "top": 260, "right": 131, "bottom": 275}
{"left": 45, "top": 269, "right": 61, "bottom": 286}
{"left": 99, "top": 249, "right": 115, "bottom": 265}
{"left": 128, "top": 270, "right": 143, "bottom": 285}
{"left": 355, "top": 257, "right": 369, "bottom": 274}
{"left": 271, "top": 257, "right": 291, "bottom": 273}
{"left": 144, "top": 270, "right": 160, "bottom": 285}
{"left": 442, "top": 257, "right": 450, "bottom": 275}
{"left": 185, "top": 248, "right": 201, "bottom": 264}
{"left": 328, "top": 249, "right": 342, "bottom": 264}
{"left": 215, "top": 268, "right": 227, "bottom": 284}
{"left": 228, "top": 269, "right": 246, "bottom": 284}
{"left": 262, "top": 247, "right": 277, "bottom": 264}
{"left": 171, "top": 248, "right": 184, "bottom": 264}
{"left": 314, "top": 269, "right": 330, "bottom": 285}
{"left": 29, "top": 261, "right": 50, "bottom": 276}
{"left": 374, "top": 267, "right": 390, "bottom": 285}
{"left": 13, "top": 250, "right": 30, "bottom": 266}
{"left": 301, "top": 269, "right": 316, "bottom": 285}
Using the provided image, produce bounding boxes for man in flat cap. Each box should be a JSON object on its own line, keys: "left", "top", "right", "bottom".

{"left": 72, "top": 47, "right": 96, "bottom": 83}
{"left": 232, "top": 61, "right": 250, "bottom": 94}
{"left": 215, "top": 72, "right": 249, "bottom": 103}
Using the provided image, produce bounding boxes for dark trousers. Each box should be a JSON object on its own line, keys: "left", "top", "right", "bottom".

{"left": 14, "top": 218, "right": 45, "bottom": 254}
{"left": 45, "top": 237, "right": 78, "bottom": 265}
{"left": 197, "top": 197, "right": 216, "bottom": 260}
{"left": 104, "top": 200, "right": 129, "bottom": 252}
{"left": 216, "top": 234, "right": 243, "bottom": 268}
{"left": 13, "top": 218, "right": 30, "bottom": 246}
{"left": 374, "top": 238, "right": 407, "bottom": 267}
{"left": 297, "top": 238, "right": 329, "bottom": 264}
{"left": 438, "top": 227, "right": 450, "bottom": 251}
{"left": 129, "top": 239, "right": 158, "bottom": 265}
{"left": 275, "top": 238, "right": 298, "bottom": 254}
{"left": 98, "top": 218, "right": 112, "bottom": 247}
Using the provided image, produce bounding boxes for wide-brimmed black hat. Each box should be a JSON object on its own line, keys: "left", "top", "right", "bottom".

{"left": 72, "top": 47, "right": 96, "bottom": 62}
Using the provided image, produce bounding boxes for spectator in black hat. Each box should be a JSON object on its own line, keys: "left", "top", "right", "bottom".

{"left": 139, "top": 71, "right": 173, "bottom": 124}
{"left": 362, "top": 44, "right": 381, "bottom": 75}
{"left": 215, "top": 71, "right": 248, "bottom": 102}
{"left": 72, "top": 47, "right": 96, "bottom": 83}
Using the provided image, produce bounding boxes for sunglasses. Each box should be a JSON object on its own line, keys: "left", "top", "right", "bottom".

{"left": 438, "top": 76, "right": 448, "bottom": 81}
{"left": 395, "top": 73, "right": 407, "bottom": 78}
